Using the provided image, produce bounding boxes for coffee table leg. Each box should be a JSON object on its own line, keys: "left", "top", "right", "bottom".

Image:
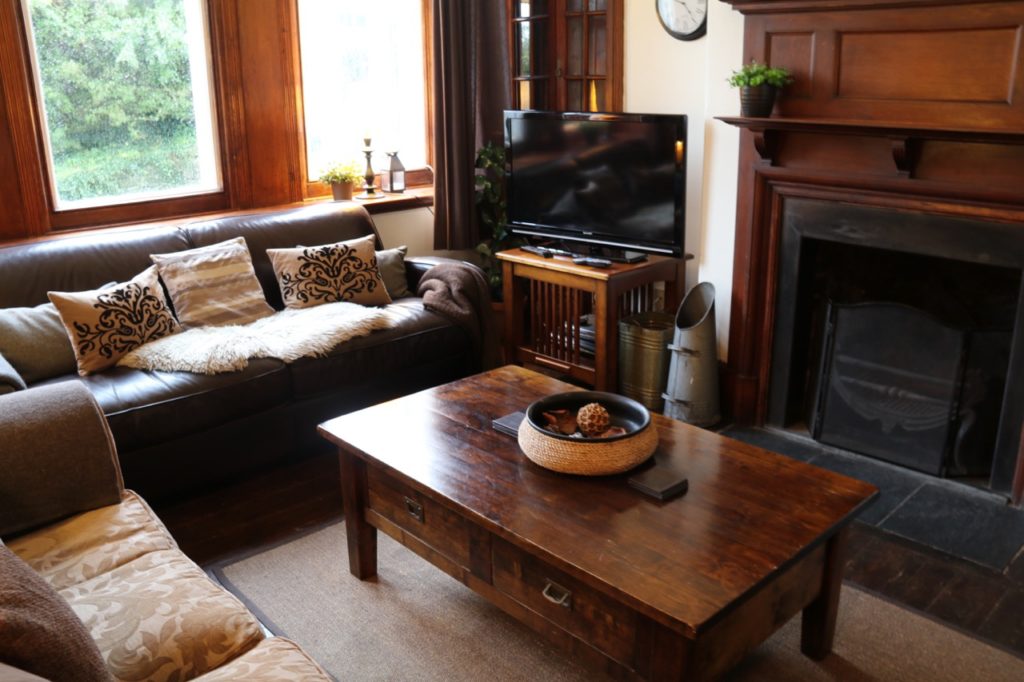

{"left": 339, "top": 450, "right": 377, "bottom": 579}
{"left": 800, "top": 526, "right": 849, "bottom": 659}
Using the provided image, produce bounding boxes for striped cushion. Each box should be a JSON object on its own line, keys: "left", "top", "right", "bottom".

{"left": 151, "top": 238, "right": 274, "bottom": 328}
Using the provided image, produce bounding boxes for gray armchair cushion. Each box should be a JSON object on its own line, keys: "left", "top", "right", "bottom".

{"left": 0, "top": 353, "right": 26, "bottom": 395}
{"left": 0, "top": 382, "right": 122, "bottom": 538}
{"left": 0, "top": 303, "right": 77, "bottom": 384}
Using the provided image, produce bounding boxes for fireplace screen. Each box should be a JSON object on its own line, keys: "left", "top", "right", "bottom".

{"left": 811, "top": 302, "right": 966, "bottom": 475}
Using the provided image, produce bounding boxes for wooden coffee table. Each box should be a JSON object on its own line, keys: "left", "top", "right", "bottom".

{"left": 318, "top": 366, "right": 877, "bottom": 680}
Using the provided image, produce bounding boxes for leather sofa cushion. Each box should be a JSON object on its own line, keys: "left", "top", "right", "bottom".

{"left": 183, "top": 204, "right": 382, "bottom": 310}
{"left": 0, "top": 226, "right": 190, "bottom": 308}
{"left": 288, "top": 299, "right": 470, "bottom": 399}
{"left": 39, "top": 359, "right": 291, "bottom": 452}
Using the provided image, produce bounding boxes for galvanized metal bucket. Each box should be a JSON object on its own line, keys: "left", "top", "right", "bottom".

{"left": 618, "top": 312, "right": 674, "bottom": 411}
{"left": 662, "top": 282, "right": 720, "bottom": 427}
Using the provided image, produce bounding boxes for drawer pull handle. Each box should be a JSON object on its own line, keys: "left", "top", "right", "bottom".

{"left": 542, "top": 579, "right": 572, "bottom": 609}
{"left": 404, "top": 497, "right": 424, "bottom": 523}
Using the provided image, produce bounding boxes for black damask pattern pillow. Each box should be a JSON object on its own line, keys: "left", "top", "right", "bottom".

{"left": 48, "top": 266, "right": 180, "bottom": 375}
{"left": 267, "top": 234, "right": 392, "bottom": 309}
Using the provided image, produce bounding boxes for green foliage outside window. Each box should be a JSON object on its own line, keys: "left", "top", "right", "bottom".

{"left": 28, "top": 0, "right": 205, "bottom": 203}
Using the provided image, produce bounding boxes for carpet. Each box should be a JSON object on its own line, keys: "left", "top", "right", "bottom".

{"left": 214, "top": 523, "right": 1024, "bottom": 681}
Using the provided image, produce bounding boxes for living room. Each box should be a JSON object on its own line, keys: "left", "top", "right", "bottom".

{"left": 2, "top": 1, "right": 1024, "bottom": 680}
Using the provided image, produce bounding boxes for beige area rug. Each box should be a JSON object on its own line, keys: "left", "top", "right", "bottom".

{"left": 215, "top": 523, "right": 1024, "bottom": 681}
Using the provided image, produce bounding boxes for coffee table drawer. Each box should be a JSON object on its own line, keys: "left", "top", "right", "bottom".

{"left": 366, "top": 467, "right": 472, "bottom": 568}
{"left": 492, "top": 537, "right": 636, "bottom": 665}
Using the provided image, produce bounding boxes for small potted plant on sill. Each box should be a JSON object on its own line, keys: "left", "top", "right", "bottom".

{"left": 728, "top": 61, "right": 793, "bottom": 118}
{"left": 317, "top": 161, "right": 363, "bottom": 201}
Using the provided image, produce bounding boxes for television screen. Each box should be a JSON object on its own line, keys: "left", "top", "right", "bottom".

{"left": 504, "top": 111, "right": 686, "bottom": 256}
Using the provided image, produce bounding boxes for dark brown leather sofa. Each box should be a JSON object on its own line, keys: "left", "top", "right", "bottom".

{"left": 0, "top": 203, "right": 474, "bottom": 502}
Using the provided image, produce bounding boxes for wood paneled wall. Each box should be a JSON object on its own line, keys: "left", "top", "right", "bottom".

{"left": 0, "top": 0, "right": 311, "bottom": 241}
{"left": 719, "top": 0, "right": 1024, "bottom": 423}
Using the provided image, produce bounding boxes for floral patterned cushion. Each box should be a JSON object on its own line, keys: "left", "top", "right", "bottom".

{"left": 59, "top": 549, "right": 263, "bottom": 682}
{"left": 8, "top": 491, "right": 266, "bottom": 682}
{"left": 7, "top": 491, "right": 175, "bottom": 591}
{"left": 267, "top": 234, "right": 392, "bottom": 308}
{"left": 48, "top": 266, "right": 180, "bottom": 375}
{"left": 193, "top": 637, "right": 331, "bottom": 681}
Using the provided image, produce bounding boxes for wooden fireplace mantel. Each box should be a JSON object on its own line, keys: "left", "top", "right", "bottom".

{"left": 720, "top": 0, "right": 1024, "bottom": 501}
{"left": 717, "top": 116, "right": 1024, "bottom": 176}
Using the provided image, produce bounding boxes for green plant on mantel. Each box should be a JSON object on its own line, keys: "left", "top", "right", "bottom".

{"left": 727, "top": 61, "right": 793, "bottom": 89}
{"left": 317, "top": 161, "right": 363, "bottom": 185}
{"left": 474, "top": 141, "right": 522, "bottom": 300}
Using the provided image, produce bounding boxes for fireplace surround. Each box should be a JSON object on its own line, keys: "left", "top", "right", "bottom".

{"left": 720, "top": 0, "right": 1024, "bottom": 502}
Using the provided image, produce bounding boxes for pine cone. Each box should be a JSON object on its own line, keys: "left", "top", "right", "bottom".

{"left": 577, "top": 402, "right": 610, "bottom": 437}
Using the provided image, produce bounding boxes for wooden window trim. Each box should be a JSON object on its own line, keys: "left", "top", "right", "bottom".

{"left": 0, "top": 0, "right": 434, "bottom": 240}
{"left": 298, "top": 0, "right": 435, "bottom": 200}
{"left": 506, "top": 0, "right": 623, "bottom": 113}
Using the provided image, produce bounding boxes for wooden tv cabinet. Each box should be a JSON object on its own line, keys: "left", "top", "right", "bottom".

{"left": 497, "top": 248, "right": 686, "bottom": 390}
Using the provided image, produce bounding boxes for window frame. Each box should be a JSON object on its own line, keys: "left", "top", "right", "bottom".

{"left": 296, "top": 0, "right": 435, "bottom": 200}
{"left": 0, "top": 0, "right": 435, "bottom": 239}
{"left": 508, "top": 0, "right": 623, "bottom": 113}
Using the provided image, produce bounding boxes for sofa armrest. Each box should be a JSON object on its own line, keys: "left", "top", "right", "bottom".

{"left": 0, "top": 382, "right": 123, "bottom": 538}
{"left": 404, "top": 256, "right": 479, "bottom": 293}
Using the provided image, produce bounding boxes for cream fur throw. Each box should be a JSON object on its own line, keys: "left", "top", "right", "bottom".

{"left": 118, "top": 302, "right": 396, "bottom": 375}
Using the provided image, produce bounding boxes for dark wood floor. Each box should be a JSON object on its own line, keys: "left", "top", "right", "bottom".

{"left": 156, "top": 452, "right": 1024, "bottom": 659}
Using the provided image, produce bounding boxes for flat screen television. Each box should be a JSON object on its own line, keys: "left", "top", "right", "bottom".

{"left": 504, "top": 110, "right": 686, "bottom": 258}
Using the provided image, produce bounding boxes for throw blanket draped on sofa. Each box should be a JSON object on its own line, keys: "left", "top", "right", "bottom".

{"left": 118, "top": 301, "right": 396, "bottom": 375}
{"left": 417, "top": 262, "right": 498, "bottom": 371}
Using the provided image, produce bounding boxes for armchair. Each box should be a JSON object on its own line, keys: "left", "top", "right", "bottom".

{"left": 0, "top": 382, "right": 329, "bottom": 682}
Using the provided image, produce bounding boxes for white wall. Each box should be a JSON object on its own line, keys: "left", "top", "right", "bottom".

{"left": 384, "top": 4, "right": 746, "bottom": 356}
{"left": 624, "top": 2, "right": 744, "bottom": 360}
{"left": 372, "top": 207, "right": 478, "bottom": 263}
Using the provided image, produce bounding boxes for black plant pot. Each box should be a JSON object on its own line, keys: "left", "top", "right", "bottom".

{"left": 739, "top": 84, "right": 777, "bottom": 118}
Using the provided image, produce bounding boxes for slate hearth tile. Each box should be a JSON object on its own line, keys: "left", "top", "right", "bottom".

{"left": 717, "top": 426, "right": 821, "bottom": 462}
{"left": 879, "top": 483, "right": 1024, "bottom": 571}
{"left": 809, "top": 451, "right": 926, "bottom": 526}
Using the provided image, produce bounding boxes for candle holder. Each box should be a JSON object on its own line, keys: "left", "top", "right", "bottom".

{"left": 356, "top": 137, "right": 383, "bottom": 200}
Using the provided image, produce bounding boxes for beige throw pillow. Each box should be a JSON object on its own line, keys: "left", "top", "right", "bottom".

{"left": 48, "top": 267, "right": 180, "bottom": 376}
{"left": 151, "top": 237, "right": 274, "bottom": 327}
{"left": 267, "top": 234, "right": 392, "bottom": 308}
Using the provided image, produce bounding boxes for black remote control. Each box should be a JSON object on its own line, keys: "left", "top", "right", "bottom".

{"left": 572, "top": 256, "right": 612, "bottom": 268}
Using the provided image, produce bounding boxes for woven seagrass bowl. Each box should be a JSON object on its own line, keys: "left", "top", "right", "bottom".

{"left": 517, "top": 391, "right": 658, "bottom": 475}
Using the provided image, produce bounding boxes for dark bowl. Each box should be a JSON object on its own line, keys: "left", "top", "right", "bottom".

{"left": 525, "top": 391, "right": 651, "bottom": 443}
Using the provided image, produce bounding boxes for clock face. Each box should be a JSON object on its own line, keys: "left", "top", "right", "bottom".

{"left": 656, "top": 0, "right": 708, "bottom": 41}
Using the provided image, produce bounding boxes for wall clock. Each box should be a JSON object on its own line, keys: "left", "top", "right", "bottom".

{"left": 656, "top": 0, "right": 708, "bottom": 41}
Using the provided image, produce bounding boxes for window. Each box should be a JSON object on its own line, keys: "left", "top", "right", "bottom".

{"left": 22, "top": 0, "right": 221, "bottom": 210}
{"left": 297, "top": 0, "right": 428, "bottom": 182}
{"left": 511, "top": 0, "right": 622, "bottom": 112}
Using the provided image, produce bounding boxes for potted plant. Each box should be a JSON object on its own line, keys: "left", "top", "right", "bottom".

{"left": 318, "top": 161, "right": 363, "bottom": 201}
{"left": 474, "top": 141, "right": 522, "bottom": 301}
{"left": 727, "top": 61, "right": 793, "bottom": 118}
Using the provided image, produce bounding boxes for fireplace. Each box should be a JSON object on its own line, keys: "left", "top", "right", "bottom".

{"left": 719, "top": 0, "right": 1024, "bottom": 502}
{"left": 765, "top": 198, "right": 1021, "bottom": 492}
